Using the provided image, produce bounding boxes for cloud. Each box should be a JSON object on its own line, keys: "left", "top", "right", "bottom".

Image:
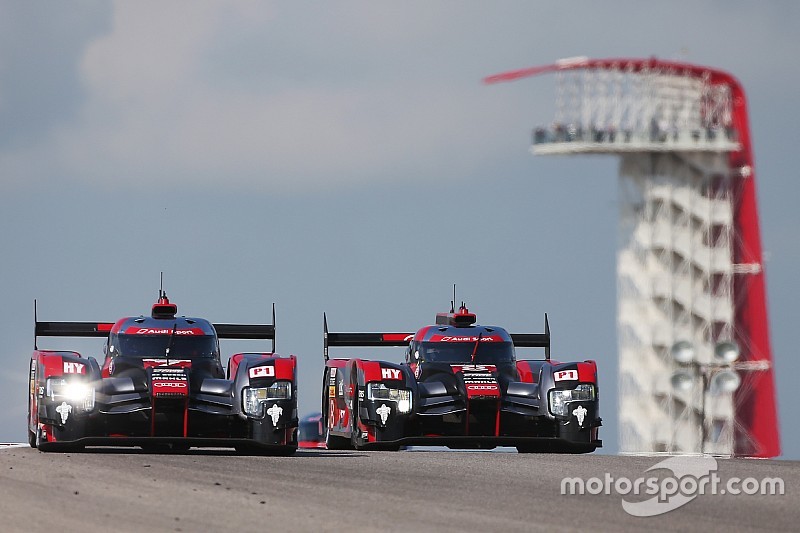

{"left": 3, "top": 2, "right": 519, "bottom": 193}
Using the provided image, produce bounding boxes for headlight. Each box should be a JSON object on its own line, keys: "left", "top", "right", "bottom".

{"left": 548, "top": 384, "right": 596, "bottom": 416}
{"left": 242, "top": 382, "right": 292, "bottom": 417}
{"left": 367, "top": 383, "right": 412, "bottom": 414}
{"left": 46, "top": 378, "right": 95, "bottom": 411}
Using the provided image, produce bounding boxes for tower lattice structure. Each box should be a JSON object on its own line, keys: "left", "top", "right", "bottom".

{"left": 485, "top": 57, "right": 779, "bottom": 457}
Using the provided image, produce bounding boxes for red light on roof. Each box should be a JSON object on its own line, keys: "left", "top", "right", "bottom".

{"left": 152, "top": 293, "right": 178, "bottom": 319}
{"left": 435, "top": 305, "right": 477, "bottom": 327}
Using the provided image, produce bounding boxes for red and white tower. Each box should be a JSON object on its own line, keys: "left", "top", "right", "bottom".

{"left": 486, "top": 57, "right": 779, "bottom": 457}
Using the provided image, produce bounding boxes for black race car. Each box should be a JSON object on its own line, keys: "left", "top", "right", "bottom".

{"left": 27, "top": 291, "right": 298, "bottom": 454}
{"left": 322, "top": 304, "right": 601, "bottom": 453}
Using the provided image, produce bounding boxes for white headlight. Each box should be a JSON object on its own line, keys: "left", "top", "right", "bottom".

{"left": 548, "top": 385, "right": 596, "bottom": 416}
{"left": 243, "top": 382, "right": 292, "bottom": 418}
{"left": 367, "top": 383, "right": 412, "bottom": 413}
{"left": 47, "top": 378, "right": 95, "bottom": 411}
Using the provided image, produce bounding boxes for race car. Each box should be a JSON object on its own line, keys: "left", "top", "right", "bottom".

{"left": 298, "top": 412, "right": 326, "bottom": 449}
{"left": 27, "top": 290, "right": 298, "bottom": 454}
{"left": 322, "top": 304, "right": 601, "bottom": 453}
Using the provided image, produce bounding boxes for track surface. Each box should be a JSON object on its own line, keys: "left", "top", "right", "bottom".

{"left": 0, "top": 446, "right": 796, "bottom": 532}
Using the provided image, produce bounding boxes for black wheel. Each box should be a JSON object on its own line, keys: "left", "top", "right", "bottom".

{"left": 324, "top": 428, "right": 352, "bottom": 450}
{"left": 350, "top": 398, "right": 363, "bottom": 450}
{"left": 27, "top": 392, "right": 37, "bottom": 448}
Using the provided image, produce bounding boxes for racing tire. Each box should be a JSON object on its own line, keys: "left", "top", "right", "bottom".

{"left": 350, "top": 399, "right": 363, "bottom": 450}
{"left": 324, "top": 427, "right": 352, "bottom": 450}
{"left": 28, "top": 429, "right": 37, "bottom": 449}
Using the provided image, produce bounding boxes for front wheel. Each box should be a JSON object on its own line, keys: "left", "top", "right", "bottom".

{"left": 28, "top": 429, "right": 37, "bottom": 448}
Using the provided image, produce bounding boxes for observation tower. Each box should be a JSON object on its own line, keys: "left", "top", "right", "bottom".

{"left": 485, "top": 57, "right": 779, "bottom": 457}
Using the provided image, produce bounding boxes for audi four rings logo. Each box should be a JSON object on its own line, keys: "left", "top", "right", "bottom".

{"left": 155, "top": 382, "right": 187, "bottom": 388}
{"left": 467, "top": 385, "right": 499, "bottom": 390}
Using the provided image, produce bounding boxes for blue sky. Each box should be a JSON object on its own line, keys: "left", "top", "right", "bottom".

{"left": 1, "top": 1, "right": 798, "bottom": 457}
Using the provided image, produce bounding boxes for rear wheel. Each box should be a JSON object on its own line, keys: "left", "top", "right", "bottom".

{"left": 324, "top": 426, "right": 352, "bottom": 450}
{"left": 350, "top": 399, "right": 363, "bottom": 450}
{"left": 27, "top": 394, "right": 37, "bottom": 448}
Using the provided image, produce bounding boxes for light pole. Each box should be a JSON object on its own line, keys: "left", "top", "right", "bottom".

{"left": 670, "top": 340, "right": 741, "bottom": 454}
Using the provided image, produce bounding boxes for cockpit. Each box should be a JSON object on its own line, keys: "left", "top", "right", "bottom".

{"left": 109, "top": 334, "right": 220, "bottom": 360}
{"left": 413, "top": 340, "right": 515, "bottom": 364}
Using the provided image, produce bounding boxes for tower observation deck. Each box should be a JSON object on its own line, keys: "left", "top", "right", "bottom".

{"left": 485, "top": 57, "right": 779, "bottom": 457}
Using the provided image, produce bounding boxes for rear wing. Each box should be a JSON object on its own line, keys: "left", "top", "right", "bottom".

{"left": 35, "top": 321, "right": 113, "bottom": 341}
{"left": 323, "top": 313, "right": 411, "bottom": 361}
{"left": 214, "top": 303, "right": 277, "bottom": 352}
{"left": 323, "top": 312, "right": 552, "bottom": 361}
{"left": 511, "top": 313, "right": 551, "bottom": 360}
{"left": 34, "top": 301, "right": 278, "bottom": 353}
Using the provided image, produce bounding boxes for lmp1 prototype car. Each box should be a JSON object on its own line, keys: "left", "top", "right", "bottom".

{"left": 322, "top": 304, "right": 601, "bottom": 453}
{"left": 27, "top": 291, "right": 298, "bottom": 454}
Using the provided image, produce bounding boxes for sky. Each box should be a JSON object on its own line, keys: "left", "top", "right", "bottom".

{"left": 1, "top": 1, "right": 798, "bottom": 458}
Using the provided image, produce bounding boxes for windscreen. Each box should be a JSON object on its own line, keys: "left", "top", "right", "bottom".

{"left": 420, "top": 341, "right": 515, "bottom": 364}
{"left": 115, "top": 334, "right": 219, "bottom": 359}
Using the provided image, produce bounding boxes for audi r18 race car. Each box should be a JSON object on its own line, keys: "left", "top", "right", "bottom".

{"left": 27, "top": 291, "right": 298, "bottom": 454}
{"left": 322, "top": 304, "right": 601, "bottom": 453}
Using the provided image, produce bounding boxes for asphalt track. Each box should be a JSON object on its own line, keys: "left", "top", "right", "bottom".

{"left": 0, "top": 445, "right": 796, "bottom": 532}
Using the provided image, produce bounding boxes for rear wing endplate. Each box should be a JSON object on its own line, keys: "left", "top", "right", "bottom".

{"left": 510, "top": 313, "right": 551, "bottom": 360}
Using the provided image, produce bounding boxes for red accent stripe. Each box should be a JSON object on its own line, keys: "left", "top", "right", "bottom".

{"left": 273, "top": 356, "right": 296, "bottom": 381}
{"left": 495, "top": 399, "right": 501, "bottom": 437}
{"left": 359, "top": 360, "right": 383, "bottom": 383}
{"left": 414, "top": 326, "right": 433, "bottom": 342}
{"left": 727, "top": 77, "right": 780, "bottom": 458}
{"left": 382, "top": 333, "right": 413, "bottom": 343}
{"left": 183, "top": 398, "right": 189, "bottom": 438}
{"left": 576, "top": 361, "right": 597, "bottom": 384}
{"left": 516, "top": 361, "right": 536, "bottom": 383}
